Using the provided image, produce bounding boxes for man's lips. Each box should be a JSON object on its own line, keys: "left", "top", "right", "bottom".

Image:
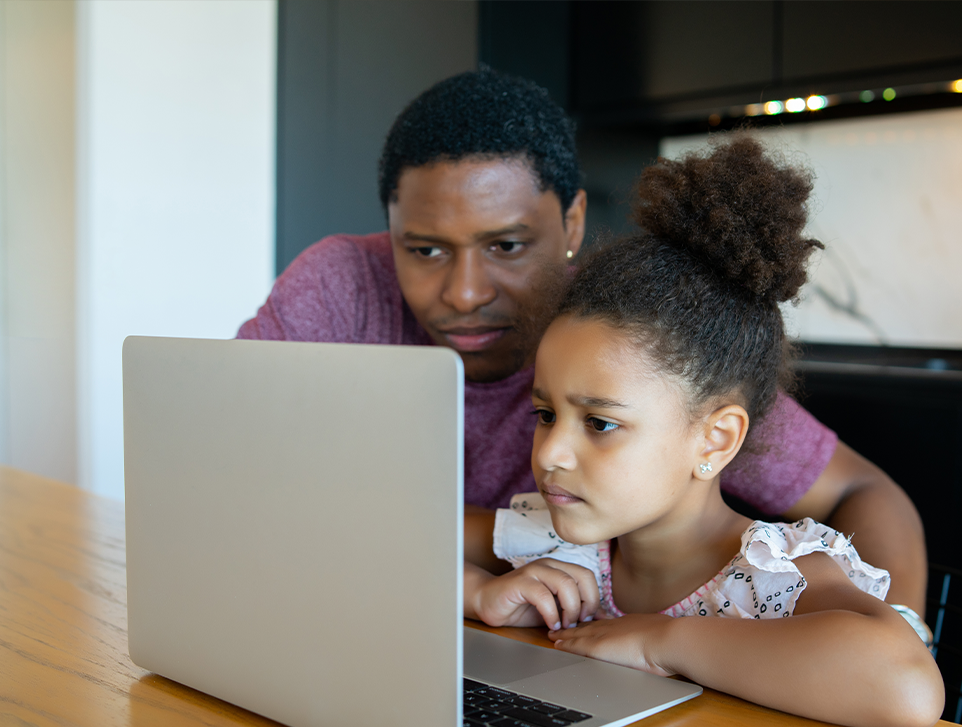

{"left": 541, "top": 483, "right": 584, "bottom": 506}
{"left": 438, "top": 327, "right": 508, "bottom": 352}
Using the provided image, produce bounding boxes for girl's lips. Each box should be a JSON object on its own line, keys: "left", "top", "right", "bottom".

{"left": 541, "top": 485, "right": 583, "bottom": 506}
{"left": 442, "top": 328, "right": 507, "bottom": 352}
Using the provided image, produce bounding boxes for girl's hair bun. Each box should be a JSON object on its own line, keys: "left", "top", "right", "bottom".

{"left": 631, "top": 133, "right": 823, "bottom": 304}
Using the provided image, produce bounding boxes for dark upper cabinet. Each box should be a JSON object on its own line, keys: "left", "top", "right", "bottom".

{"left": 569, "top": 1, "right": 962, "bottom": 120}
{"left": 574, "top": 2, "right": 774, "bottom": 109}
{"left": 781, "top": 2, "right": 962, "bottom": 83}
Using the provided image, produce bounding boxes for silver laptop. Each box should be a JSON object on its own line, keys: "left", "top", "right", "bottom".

{"left": 123, "top": 336, "right": 701, "bottom": 727}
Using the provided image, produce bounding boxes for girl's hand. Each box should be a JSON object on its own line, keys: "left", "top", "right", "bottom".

{"left": 467, "top": 559, "right": 600, "bottom": 630}
{"left": 548, "top": 613, "right": 676, "bottom": 677}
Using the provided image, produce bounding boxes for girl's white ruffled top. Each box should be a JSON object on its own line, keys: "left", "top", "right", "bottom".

{"left": 493, "top": 493, "right": 890, "bottom": 620}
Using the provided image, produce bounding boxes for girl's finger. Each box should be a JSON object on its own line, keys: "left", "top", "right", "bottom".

{"left": 542, "top": 560, "right": 601, "bottom": 622}
{"left": 548, "top": 571, "right": 587, "bottom": 629}
{"left": 516, "top": 581, "right": 563, "bottom": 631}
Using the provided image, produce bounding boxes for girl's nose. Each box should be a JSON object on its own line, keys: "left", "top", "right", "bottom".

{"left": 534, "top": 421, "right": 576, "bottom": 473}
{"left": 441, "top": 250, "right": 497, "bottom": 314}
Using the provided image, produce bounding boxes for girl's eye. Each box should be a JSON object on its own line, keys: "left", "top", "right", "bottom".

{"left": 588, "top": 417, "right": 619, "bottom": 433}
{"left": 533, "top": 409, "right": 555, "bottom": 425}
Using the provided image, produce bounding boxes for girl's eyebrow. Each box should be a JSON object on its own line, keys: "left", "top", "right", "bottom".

{"left": 570, "top": 395, "right": 629, "bottom": 409}
{"left": 532, "top": 387, "right": 628, "bottom": 409}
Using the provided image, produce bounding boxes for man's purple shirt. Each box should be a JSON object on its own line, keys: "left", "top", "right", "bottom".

{"left": 237, "top": 232, "right": 837, "bottom": 512}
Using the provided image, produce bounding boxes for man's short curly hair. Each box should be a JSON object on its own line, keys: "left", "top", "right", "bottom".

{"left": 377, "top": 68, "right": 581, "bottom": 214}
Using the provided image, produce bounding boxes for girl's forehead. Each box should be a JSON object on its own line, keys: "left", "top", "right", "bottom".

{"left": 536, "top": 316, "right": 687, "bottom": 400}
{"left": 541, "top": 316, "right": 646, "bottom": 366}
{"left": 534, "top": 324, "right": 694, "bottom": 435}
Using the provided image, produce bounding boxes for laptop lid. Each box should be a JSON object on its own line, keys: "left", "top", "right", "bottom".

{"left": 124, "top": 336, "right": 464, "bottom": 727}
{"left": 125, "top": 335, "right": 701, "bottom": 727}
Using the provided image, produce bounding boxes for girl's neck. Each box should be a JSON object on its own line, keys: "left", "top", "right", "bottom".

{"left": 611, "top": 480, "right": 751, "bottom": 614}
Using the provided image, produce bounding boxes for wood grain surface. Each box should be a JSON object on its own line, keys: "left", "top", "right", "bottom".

{"left": 0, "top": 467, "right": 280, "bottom": 726}
{"left": 0, "top": 467, "right": 945, "bottom": 726}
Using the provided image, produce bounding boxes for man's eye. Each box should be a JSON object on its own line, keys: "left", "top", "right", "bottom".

{"left": 588, "top": 418, "right": 618, "bottom": 433}
{"left": 533, "top": 409, "right": 555, "bottom": 425}
{"left": 493, "top": 241, "right": 524, "bottom": 254}
{"left": 412, "top": 246, "right": 443, "bottom": 258}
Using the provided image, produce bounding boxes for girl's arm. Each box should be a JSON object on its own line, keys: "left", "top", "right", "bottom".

{"left": 549, "top": 552, "right": 944, "bottom": 727}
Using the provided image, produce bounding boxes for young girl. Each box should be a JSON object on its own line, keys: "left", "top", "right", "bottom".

{"left": 463, "top": 136, "right": 944, "bottom": 727}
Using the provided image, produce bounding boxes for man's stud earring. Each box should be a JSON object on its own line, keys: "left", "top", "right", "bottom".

{"left": 566, "top": 250, "right": 574, "bottom": 259}
{"left": 699, "top": 462, "right": 713, "bottom": 474}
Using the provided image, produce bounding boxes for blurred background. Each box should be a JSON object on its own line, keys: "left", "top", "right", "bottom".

{"left": 3, "top": 3, "right": 962, "bottom": 718}
{"left": 2, "top": 0, "right": 961, "bottom": 515}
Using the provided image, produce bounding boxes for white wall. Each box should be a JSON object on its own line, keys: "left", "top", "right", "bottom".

{"left": 0, "top": 0, "right": 78, "bottom": 484}
{"left": 76, "top": 0, "right": 276, "bottom": 500}
{"left": 662, "top": 108, "right": 962, "bottom": 348}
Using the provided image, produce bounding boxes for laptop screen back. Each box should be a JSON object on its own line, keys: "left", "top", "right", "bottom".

{"left": 124, "top": 337, "right": 464, "bottom": 727}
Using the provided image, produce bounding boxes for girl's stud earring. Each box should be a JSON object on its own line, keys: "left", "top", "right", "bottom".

{"left": 566, "top": 250, "right": 574, "bottom": 259}
{"left": 699, "top": 462, "right": 713, "bottom": 474}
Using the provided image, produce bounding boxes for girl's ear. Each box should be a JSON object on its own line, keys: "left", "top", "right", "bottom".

{"left": 693, "top": 405, "right": 750, "bottom": 481}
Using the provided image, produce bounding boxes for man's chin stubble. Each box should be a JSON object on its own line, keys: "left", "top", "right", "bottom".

{"left": 451, "top": 259, "right": 572, "bottom": 384}
{"left": 515, "top": 259, "right": 571, "bottom": 362}
{"left": 459, "top": 336, "right": 528, "bottom": 384}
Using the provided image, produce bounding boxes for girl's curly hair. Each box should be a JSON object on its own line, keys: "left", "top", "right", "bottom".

{"left": 560, "top": 133, "right": 823, "bottom": 424}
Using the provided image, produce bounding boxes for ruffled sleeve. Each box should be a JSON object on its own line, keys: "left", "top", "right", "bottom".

{"left": 492, "top": 493, "right": 604, "bottom": 592}
{"left": 662, "top": 518, "right": 890, "bottom": 619}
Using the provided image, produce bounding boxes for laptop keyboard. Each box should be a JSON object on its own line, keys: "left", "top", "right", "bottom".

{"left": 463, "top": 678, "right": 593, "bottom": 727}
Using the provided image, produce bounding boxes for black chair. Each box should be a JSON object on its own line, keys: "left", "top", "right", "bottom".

{"left": 928, "top": 563, "right": 962, "bottom": 723}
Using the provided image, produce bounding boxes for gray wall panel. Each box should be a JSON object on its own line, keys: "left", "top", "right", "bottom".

{"left": 276, "top": 0, "right": 477, "bottom": 274}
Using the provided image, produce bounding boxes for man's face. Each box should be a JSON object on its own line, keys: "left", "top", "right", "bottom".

{"left": 388, "top": 157, "right": 586, "bottom": 383}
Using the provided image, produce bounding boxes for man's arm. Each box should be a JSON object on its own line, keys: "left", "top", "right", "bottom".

{"left": 782, "top": 440, "right": 926, "bottom": 614}
{"left": 464, "top": 504, "right": 510, "bottom": 575}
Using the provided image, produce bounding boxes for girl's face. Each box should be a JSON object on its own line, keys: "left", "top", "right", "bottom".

{"left": 530, "top": 315, "right": 705, "bottom": 545}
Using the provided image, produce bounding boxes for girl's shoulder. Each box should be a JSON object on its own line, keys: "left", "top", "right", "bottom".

{"left": 663, "top": 518, "right": 891, "bottom": 620}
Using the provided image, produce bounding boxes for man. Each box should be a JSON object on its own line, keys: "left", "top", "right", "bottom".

{"left": 238, "top": 69, "right": 927, "bottom": 618}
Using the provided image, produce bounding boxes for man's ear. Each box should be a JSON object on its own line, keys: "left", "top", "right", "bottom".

{"left": 693, "top": 404, "right": 750, "bottom": 481}
{"left": 564, "top": 189, "right": 587, "bottom": 258}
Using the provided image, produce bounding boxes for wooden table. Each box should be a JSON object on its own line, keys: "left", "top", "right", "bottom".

{"left": 0, "top": 467, "right": 946, "bottom": 726}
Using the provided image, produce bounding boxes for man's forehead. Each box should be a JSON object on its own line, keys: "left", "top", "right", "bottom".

{"left": 388, "top": 157, "right": 567, "bottom": 234}
{"left": 394, "top": 154, "right": 544, "bottom": 199}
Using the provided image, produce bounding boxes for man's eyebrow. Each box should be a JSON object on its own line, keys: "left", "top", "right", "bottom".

{"left": 401, "top": 224, "right": 533, "bottom": 246}
{"left": 400, "top": 231, "right": 449, "bottom": 244}
{"left": 475, "top": 223, "right": 531, "bottom": 241}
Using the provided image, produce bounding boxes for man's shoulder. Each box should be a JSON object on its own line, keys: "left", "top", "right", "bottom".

{"left": 281, "top": 231, "right": 400, "bottom": 302}
{"left": 721, "top": 392, "right": 838, "bottom": 514}
{"left": 238, "top": 230, "right": 408, "bottom": 343}
{"left": 296, "top": 231, "right": 394, "bottom": 274}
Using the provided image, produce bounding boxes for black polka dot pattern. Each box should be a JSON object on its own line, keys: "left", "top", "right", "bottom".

{"left": 659, "top": 519, "right": 889, "bottom": 620}
{"left": 495, "top": 497, "right": 892, "bottom": 623}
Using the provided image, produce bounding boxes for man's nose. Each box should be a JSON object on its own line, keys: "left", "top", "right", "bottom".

{"left": 441, "top": 250, "right": 497, "bottom": 314}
